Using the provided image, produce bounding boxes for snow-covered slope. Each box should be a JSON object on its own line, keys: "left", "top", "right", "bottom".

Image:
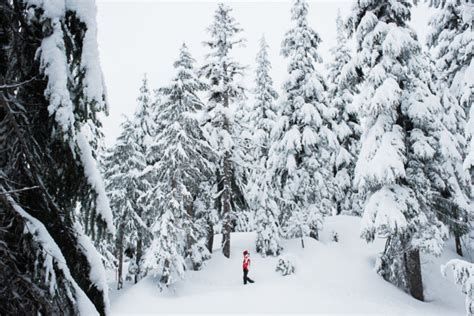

{"left": 109, "top": 216, "right": 464, "bottom": 315}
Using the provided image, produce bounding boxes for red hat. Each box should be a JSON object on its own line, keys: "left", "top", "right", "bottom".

{"left": 243, "top": 250, "right": 248, "bottom": 255}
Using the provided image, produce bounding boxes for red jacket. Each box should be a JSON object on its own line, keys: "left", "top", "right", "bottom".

{"left": 243, "top": 255, "right": 250, "bottom": 270}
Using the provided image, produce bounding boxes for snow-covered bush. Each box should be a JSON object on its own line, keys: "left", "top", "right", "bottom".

{"left": 276, "top": 255, "right": 297, "bottom": 276}
{"left": 441, "top": 259, "right": 474, "bottom": 316}
{"left": 127, "top": 260, "right": 138, "bottom": 282}
{"left": 188, "top": 243, "right": 211, "bottom": 271}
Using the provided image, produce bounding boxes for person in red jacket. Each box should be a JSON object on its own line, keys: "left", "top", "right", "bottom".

{"left": 242, "top": 250, "right": 254, "bottom": 285}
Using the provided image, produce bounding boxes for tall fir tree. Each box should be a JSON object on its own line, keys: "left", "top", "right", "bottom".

{"left": 200, "top": 3, "right": 248, "bottom": 258}
{"left": 234, "top": 98, "right": 257, "bottom": 233}
{"left": 327, "top": 10, "right": 362, "bottom": 216}
{"left": 346, "top": 0, "right": 448, "bottom": 301}
{"left": 104, "top": 117, "right": 149, "bottom": 290}
{"left": 427, "top": 0, "right": 473, "bottom": 257}
{"left": 268, "top": 0, "right": 337, "bottom": 246}
{"left": 144, "top": 44, "right": 213, "bottom": 285}
{"left": 427, "top": 54, "right": 471, "bottom": 257}
{"left": 427, "top": 0, "right": 473, "bottom": 173}
{"left": 0, "top": 0, "right": 113, "bottom": 314}
{"left": 128, "top": 74, "right": 156, "bottom": 283}
{"left": 247, "top": 36, "right": 282, "bottom": 256}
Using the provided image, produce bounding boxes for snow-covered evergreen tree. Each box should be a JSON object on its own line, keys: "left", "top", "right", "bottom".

{"left": 104, "top": 117, "right": 149, "bottom": 289}
{"left": 427, "top": 0, "right": 473, "bottom": 257}
{"left": 127, "top": 74, "right": 156, "bottom": 283}
{"left": 230, "top": 98, "right": 254, "bottom": 233}
{"left": 268, "top": 0, "right": 337, "bottom": 245}
{"left": 144, "top": 44, "right": 213, "bottom": 285}
{"left": 327, "top": 10, "right": 362, "bottom": 216}
{"left": 200, "top": 3, "right": 248, "bottom": 258}
{"left": 0, "top": 0, "right": 113, "bottom": 313}
{"left": 346, "top": 0, "right": 448, "bottom": 301}
{"left": 135, "top": 74, "right": 156, "bottom": 149}
{"left": 427, "top": 0, "right": 473, "bottom": 173}
{"left": 246, "top": 36, "right": 282, "bottom": 256}
{"left": 145, "top": 199, "right": 186, "bottom": 288}
{"left": 427, "top": 55, "right": 471, "bottom": 257}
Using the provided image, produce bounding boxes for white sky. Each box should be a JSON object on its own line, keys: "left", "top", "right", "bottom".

{"left": 96, "top": 0, "right": 433, "bottom": 146}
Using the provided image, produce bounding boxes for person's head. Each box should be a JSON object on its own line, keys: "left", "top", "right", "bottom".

{"left": 243, "top": 250, "right": 248, "bottom": 256}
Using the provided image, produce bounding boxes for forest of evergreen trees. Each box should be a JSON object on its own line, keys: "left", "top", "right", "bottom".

{"left": 1, "top": 0, "right": 474, "bottom": 315}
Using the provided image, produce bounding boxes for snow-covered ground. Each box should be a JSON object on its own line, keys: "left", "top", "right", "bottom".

{"left": 109, "top": 216, "right": 465, "bottom": 315}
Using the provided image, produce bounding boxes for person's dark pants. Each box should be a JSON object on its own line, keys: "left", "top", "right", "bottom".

{"left": 243, "top": 268, "right": 254, "bottom": 284}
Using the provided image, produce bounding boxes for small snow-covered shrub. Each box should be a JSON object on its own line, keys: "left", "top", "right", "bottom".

{"left": 441, "top": 259, "right": 474, "bottom": 316}
{"left": 276, "top": 255, "right": 296, "bottom": 276}
{"left": 126, "top": 260, "right": 138, "bottom": 281}
{"left": 189, "top": 242, "right": 211, "bottom": 271}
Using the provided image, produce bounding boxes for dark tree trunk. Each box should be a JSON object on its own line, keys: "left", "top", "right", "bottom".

{"left": 215, "top": 169, "right": 223, "bottom": 214}
{"left": 135, "top": 238, "right": 143, "bottom": 284}
{"left": 222, "top": 150, "right": 232, "bottom": 258}
{"left": 221, "top": 89, "right": 232, "bottom": 259}
{"left": 455, "top": 235, "right": 463, "bottom": 257}
{"left": 116, "top": 223, "right": 125, "bottom": 290}
{"left": 206, "top": 221, "right": 214, "bottom": 253}
{"left": 336, "top": 201, "right": 342, "bottom": 215}
{"left": 405, "top": 249, "right": 424, "bottom": 301}
{"left": 160, "top": 259, "right": 170, "bottom": 285}
{"left": 186, "top": 200, "right": 197, "bottom": 269}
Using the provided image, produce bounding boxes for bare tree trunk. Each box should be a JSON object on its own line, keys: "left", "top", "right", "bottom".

{"left": 186, "top": 200, "right": 198, "bottom": 269}
{"left": 116, "top": 223, "right": 125, "bottom": 290}
{"left": 160, "top": 259, "right": 170, "bottom": 285}
{"left": 222, "top": 150, "right": 232, "bottom": 258}
{"left": 455, "top": 235, "right": 463, "bottom": 257}
{"left": 206, "top": 221, "right": 214, "bottom": 253}
{"left": 406, "top": 249, "right": 424, "bottom": 301}
{"left": 221, "top": 87, "right": 232, "bottom": 259}
{"left": 208, "top": 169, "right": 222, "bottom": 254}
{"left": 135, "top": 238, "right": 142, "bottom": 284}
{"left": 300, "top": 227, "right": 305, "bottom": 248}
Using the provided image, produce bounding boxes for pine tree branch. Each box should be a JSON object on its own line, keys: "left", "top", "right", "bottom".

{"left": 0, "top": 186, "right": 40, "bottom": 195}
{"left": 0, "top": 77, "right": 38, "bottom": 90}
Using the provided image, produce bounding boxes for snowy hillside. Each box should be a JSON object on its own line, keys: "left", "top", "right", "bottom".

{"left": 109, "top": 216, "right": 464, "bottom": 315}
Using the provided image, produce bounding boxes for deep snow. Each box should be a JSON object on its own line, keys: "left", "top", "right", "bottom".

{"left": 109, "top": 215, "right": 465, "bottom": 315}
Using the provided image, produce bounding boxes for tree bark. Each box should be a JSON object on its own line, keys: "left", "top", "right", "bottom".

{"left": 455, "top": 234, "right": 463, "bottom": 257}
{"left": 221, "top": 87, "right": 232, "bottom": 259}
{"left": 222, "top": 150, "right": 232, "bottom": 258}
{"left": 206, "top": 221, "right": 214, "bottom": 253}
{"left": 405, "top": 249, "right": 424, "bottom": 301}
{"left": 186, "top": 200, "right": 197, "bottom": 269}
{"left": 116, "top": 222, "right": 125, "bottom": 290}
{"left": 135, "top": 238, "right": 143, "bottom": 284}
{"left": 160, "top": 259, "right": 170, "bottom": 285}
